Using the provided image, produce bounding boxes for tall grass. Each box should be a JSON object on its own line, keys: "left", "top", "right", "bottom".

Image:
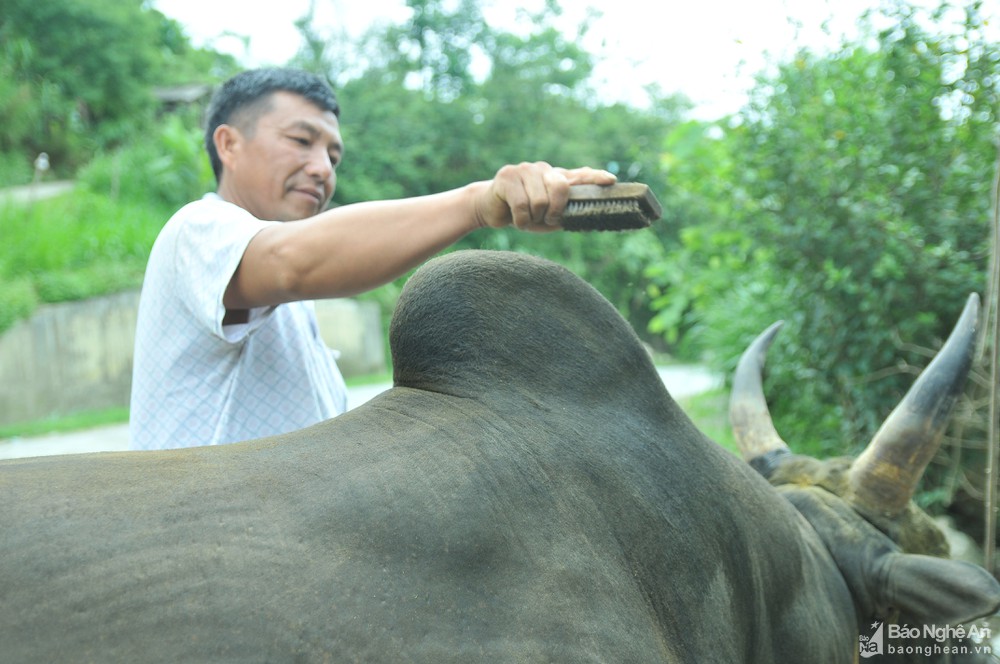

{"left": 0, "top": 190, "right": 173, "bottom": 333}
{"left": 0, "top": 114, "right": 213, "bottom": 334}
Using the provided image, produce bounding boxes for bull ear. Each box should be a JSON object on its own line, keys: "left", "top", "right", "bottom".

{"left": 874, "top": 552, "right": 1000, "bottom": 625}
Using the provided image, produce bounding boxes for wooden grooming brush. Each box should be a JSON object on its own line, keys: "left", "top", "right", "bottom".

{"left": 561, "top": 182, "right": 662, "bottom": 232}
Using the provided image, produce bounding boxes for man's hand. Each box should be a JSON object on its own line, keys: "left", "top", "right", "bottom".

{"left": 474, "top": 162, "right": 617, "bottom": 232}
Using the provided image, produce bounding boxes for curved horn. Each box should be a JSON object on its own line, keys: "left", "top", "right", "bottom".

{"left": 729, "top": 321, "right": 791, "bottom": 463}
{"left": 847, "top": 293, "right": 980, "bottom": 516}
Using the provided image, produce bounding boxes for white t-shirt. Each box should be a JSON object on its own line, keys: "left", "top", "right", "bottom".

{"left": 129, "top": 194, "right": 347, "bottom": 451}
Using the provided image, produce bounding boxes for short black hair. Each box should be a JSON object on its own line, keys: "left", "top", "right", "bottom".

{"left": 204, "top": 68, "right": 340, "bottom": 183}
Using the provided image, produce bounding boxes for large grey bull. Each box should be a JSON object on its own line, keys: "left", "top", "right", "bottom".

{"left": 1, "top": 249, "right": 998, "bottom": 663}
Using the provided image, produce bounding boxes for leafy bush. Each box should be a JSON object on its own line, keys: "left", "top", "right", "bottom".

{"left": 0, "top": 188, "right": 172, "bottom": 333}
{"left": 78, "top": 114, "right": 214, "bottom": 209}
{"left": 0, "top": 277, "right": 36, "bottom": 333}
{"left": 0, "top": 114, "right": 208, "bottom": 334}
{"left": 730, "top": 4, "right": 995, "bottom": 452}
{"left": 0, "top": 151, "right": 33, "bottom": 187}
{"left": 646, "top": 2, "right": 997, "bottom": 455}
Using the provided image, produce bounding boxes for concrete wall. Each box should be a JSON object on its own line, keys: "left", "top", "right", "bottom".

{"left": 313, "top": 298, "right": 387, "bottom": 378}
{"left": 0, "top": 292, "right": 385, "bottom": 427}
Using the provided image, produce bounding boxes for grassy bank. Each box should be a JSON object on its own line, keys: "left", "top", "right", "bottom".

{"left": 0, "top": 372, "right": 396, "bottom": 440}
{"left": 677, "top": 388, "right": 736, "bottom": 455}
{"left": 0, "top": 407, "right": 131, "bottom": 440}
{"left": 0, "top": 187, "right": 172, "bottom": 334}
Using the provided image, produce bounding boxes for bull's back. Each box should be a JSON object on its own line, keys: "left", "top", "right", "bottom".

{"left": 0, "top": 388, "right": 853, "bottom": 662}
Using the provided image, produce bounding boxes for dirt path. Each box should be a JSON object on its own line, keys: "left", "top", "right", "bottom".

{"left": 0, "top": 180, "right": 75, "bottom": 204}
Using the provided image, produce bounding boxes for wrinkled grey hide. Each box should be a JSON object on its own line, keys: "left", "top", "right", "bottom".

{"left": 0, "top": 250, "right": 996, "bottom": 663}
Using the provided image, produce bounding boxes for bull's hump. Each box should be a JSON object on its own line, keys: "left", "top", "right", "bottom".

{"left": 389, "top": 250, "right": 665, "bottom": 406}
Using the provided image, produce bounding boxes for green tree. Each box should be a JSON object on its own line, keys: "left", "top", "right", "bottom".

{"left": 644, "top": 118, "right": 747, "bottom": 350}
{"left": 381, "top": 0, "right": 487, "bottom": 101}
{"left": 1, "top": 0, "right": 159, "bottom": 160}
{"left": 314, "top": 0, "right": 685, "bottom": 325}
{"left": 656, "top": 1, "right": 999, "bottom": 479}
{"left": 0, "top": 0, "right": 236, "bottom": 176}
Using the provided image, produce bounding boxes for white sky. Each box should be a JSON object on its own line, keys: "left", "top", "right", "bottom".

{"left": 152, "top": 0, "right": 997, "bottom": 120}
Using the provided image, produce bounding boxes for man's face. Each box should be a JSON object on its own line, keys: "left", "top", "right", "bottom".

{"left": 217, "top": 91, "right": 343, "bottom": 221}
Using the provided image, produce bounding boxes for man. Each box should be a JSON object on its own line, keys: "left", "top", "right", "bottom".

{"left": 129, "top": 67, "right": 616, "bottom": 450}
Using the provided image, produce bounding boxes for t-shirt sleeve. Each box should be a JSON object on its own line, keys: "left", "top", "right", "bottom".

{"left": 169, "top": 198, "right": 278, "bottom": 342}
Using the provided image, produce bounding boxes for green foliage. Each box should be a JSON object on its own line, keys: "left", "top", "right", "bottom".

{"left": 0, "top": 151, "right": 33, "bottom": 187}
{"left": 0, "top": 406, "right": 130, "bottom": 440}
{"left": 3, "top": 0, "right": 160, "bottom": 120}
{"left": 0, "top": 189, "right": 172, "bottom": 333}
{"left": 78, "top": 114, "right": 214, "bottom": 209}
{"left": 334, "top": 76, "right": 467, "bottom": 202}
{"left": 1, "top": 0, "right": 156, "bottom": 167}
{"left": 384, "top": 0, "right": 488, "bottom": 100}
{"left": 0, "top": 277, "right": 37, "bottom": 336}
{"left": 676, "top": 388, "right": 738, "bottom": 456}
{"left": 151, "top": 13, "right": 241, "bottom": 85}
{"left": 647, "top": 1, "right": 998, "bottom": 465}
{"left": 0, "top": 0, "right": 235, "bottom": 174}
{"left": 644, "top": 120, "right": 748, "bottom": 350}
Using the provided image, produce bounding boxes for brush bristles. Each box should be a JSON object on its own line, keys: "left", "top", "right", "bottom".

{"left": 561, "top": 182, "right": 662, "bottom": 232}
